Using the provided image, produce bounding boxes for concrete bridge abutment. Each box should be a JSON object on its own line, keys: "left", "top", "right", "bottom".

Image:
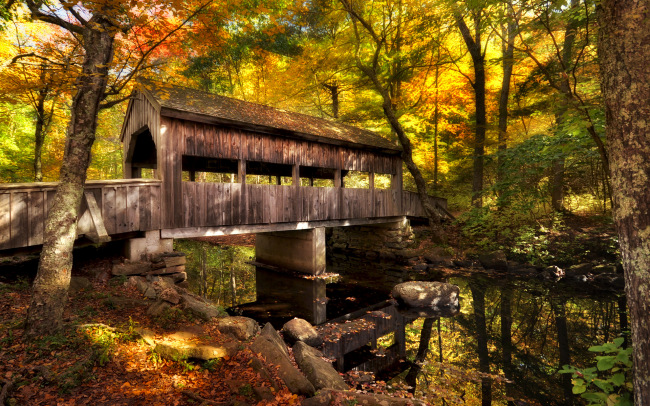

{"left": 124, "top": 230, "right": 174, "bottom": 261}
{"left": 255, "top": 228, "right": 326, "bottom": 275}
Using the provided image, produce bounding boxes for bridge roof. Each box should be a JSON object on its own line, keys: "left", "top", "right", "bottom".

{"left": 139, "top": 80, "right": 401, "bottom": 153}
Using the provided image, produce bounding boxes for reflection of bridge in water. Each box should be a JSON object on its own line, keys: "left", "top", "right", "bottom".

{"left": 236, "top": 265, "right": 459, "bottom": 374}
{"left": 0, "top": 81, "right": 446, "bottom": 276}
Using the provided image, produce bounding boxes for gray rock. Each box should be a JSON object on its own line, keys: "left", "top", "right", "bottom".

{"left": 128, "top": 276, "right": 149, "bottom": 294}
{"left": 154, "top": 340, "right": 237, "bottom": 361}
{"left": 112, "top": 262, "right": 152, "bottom": 276}
{"left": 180, "top": 293, "right": 223, "bottom": 321}
{"left": 251, "top": 331, "right": 315, "bottom": 396}
{"left": 282, "top": 318, "right": 323, "bottom": 347}
{"left": 69, "top": 276, "right": 93, "bottom": 293}
{"left": 592, "top": 264, "right": 618, "bottom": 274}
{"left": 478, "top": 250, "right": 508, "bottom": 271}
{"left": 542, "top": 266, "right": 565, "bottom": 281}
{"left": 134, "top": 327, "right": 156, "bottom": 346}
{"left": 159, "top": 288, "right": 180, "bottom": 304}
{"left": 260, "top": 323, "right": 289, "bottom": 358}
{"left": 412, "top": 263, "right": 429, "bottom": 271}
{"left": 216, "top": 316, "right": 260, "bottom": 341}
{"left": 391, "top": 281, "right": 460, "bottom": 310}
{"left": 566, "top": 263, "right": 594, "bottom": 275}
{"left": 293, "top": 341, "right": 348, "bottom": 391}
{"left": 147, "top": 300, "right": 171, "bottom": 317}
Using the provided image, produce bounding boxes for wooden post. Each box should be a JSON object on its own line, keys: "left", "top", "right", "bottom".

{"left": 276, "top": 176, "right": 281, "bottom": 185}
{"left": 369, "top": 172, "right": 375, "bottom": 189}
{"left": 131, "top": 167, "right": 142, "bottom": 178}
{"left": 309, "top": 177, "right": 314, "bottom": 187}
{"left": 292, "top": 164, "right": 299, "bottom": 187}
{"left": 239, "top": 160, "right": 246, "bottom": 184}
{"left": 189, "top": 171, "right": 196, "bottom": 182}
{"left": 334, "top": 169, "right": 342, "bottom": 187}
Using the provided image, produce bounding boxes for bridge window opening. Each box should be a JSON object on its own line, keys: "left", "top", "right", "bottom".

{"left": 181, "top": 155, "right": 238, "bottom": 183}
{"left": 343, "top": 171, "right": 370, "bottom": 189}
{"left": 140, "top": 168, "right": 156, "bottom": 179}
{"left": 128, "top": 128, "right": 157, "bottom": 178}
{"left": 245, "top": 161, "right": 293, "bottom": 185}
{"left": 299, "top": 166, "right": 336, "bottom": 187}
{"left": 374, "top": 173, "right": 392, "bottom": 189}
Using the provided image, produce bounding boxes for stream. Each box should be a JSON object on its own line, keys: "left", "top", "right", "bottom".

{"left": 177, "top": 239, "right": 627, "bottom": 405}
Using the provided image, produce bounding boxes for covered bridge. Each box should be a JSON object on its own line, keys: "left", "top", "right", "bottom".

{"left": 0, "top": 81, "right": 445, "bottom": 273}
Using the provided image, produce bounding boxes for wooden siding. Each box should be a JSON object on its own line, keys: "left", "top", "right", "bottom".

{"left": 172, "top": 117, "right": 400, "bottom": 173}
{"left": 180, "top": 182, "right": 403, "bottom": 228}
{"left": 0, "top": 179, "right": 161, "bottom": 250}
{"left": 161, "top": 116, "right": 402, "bottom": 228}
{"left": 402, "top": 191, "right": 448, "bottom": 217}
{"left": 121, "top": 92, "right": 161, "bottom": 176}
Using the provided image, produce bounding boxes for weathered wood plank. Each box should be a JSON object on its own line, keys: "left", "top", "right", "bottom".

{"left": 84, "top": 191, "right": 111, "bottom": 243}
{"left": 10, "top": 192, "right": 28, "bottom": 248}
{"left": 116, "top": 186, "right": 128, "bottom": 233}
{"left": 139, "top": 184, "right": 151, "bottom": 229}
{"left": 103, "top": 187, "right": 117, "bottom": 235}
{"left": 0, "top": 194, "right": 10, "bottom": 249}
{"left": 28, "top": 191, "right": 45, "bottom": 246}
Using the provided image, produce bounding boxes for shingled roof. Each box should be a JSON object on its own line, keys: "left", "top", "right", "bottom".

{"left": 138, "top": 80, "right": 400, "bottom": 153}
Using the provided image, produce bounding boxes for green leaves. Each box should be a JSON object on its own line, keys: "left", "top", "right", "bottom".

{"left": 558, "top": 337, "right": 633, "bottom": 405}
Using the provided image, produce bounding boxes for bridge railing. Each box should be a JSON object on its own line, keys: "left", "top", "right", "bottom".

{"left": 402, "top": 190, "right": 449, "bottom": 218}
{"left": 180, "top": 182, "right": 403, "bottom": 228}
{"left": 0, "top": 179, "right": 162, "bottom": 250}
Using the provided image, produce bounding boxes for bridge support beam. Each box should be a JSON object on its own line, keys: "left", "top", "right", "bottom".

{"left": 255, "top": 228, "right": 326, "bottom": 275}
{"left": 124, "top": 230, "right": 173, "bottom": 261}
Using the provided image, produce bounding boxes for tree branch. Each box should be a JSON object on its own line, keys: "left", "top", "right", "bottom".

{"left": 24, "top": 0, "right": 84, "bottom": 35}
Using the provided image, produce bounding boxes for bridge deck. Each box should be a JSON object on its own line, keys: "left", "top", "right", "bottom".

{"left": 0, "top": 179, "right": 439, "bottom": 251}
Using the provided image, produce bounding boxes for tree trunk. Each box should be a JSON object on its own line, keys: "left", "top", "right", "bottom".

{"left": 552, "top": 298, "right": 573, "bottom": 406}
{"left": 551, "top": 0, "right": 580, "bottom": 212}
{"left": 405, "top": 317, "right": 436, "bottom": 392}
{"left": 33, "top": 89, "right": 47, "bottom": 182}
{"left": 455, "top": 11, "right": 486, "bottom": 208}
{"left": 500, "top": 284, "right": 515, "bottom": 406}
{"left": 470, "top": 281, "right": 491, "bottom": 406}
{"left": 497, "top": 16, "right": 516, "bottom": 191}
{"left": 598, "top": 0, "right": 650, "bottom": 401}
{"left": 25, "top": 20, "right": 115, "bottom": 338}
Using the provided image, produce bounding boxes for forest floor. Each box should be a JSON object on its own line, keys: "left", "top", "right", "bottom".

{"left": 0, "top": 266, "right": 307, "bottom": 406}
{"left": 0, "top": 214, "right": 618, "bottom": 406}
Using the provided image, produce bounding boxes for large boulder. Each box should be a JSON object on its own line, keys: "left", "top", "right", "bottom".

{"left": 478, "top": 250, "right": 508, "bottom": 271}
{"left": 282, "top": 318, "right": 323, "bottom": 347}
{"left": 180, "top": 293, "right": 224, "bottom": 321}
{"left": 154, "top": 340, "right": 238, "bottom": 361}
{"left": 216, "top": 316, "right": 260, "bottom": 341}
{"left": 251, "top": 324, "right": 315, "bottom": 396}
{"left": 391, "top": 281, "right": 459, "bottom": 310}
{"left": 293, "top": 341, "right": 348, "bottom": 391}
{"left": 69, "top": 276, "right": 94, "bottom": 293}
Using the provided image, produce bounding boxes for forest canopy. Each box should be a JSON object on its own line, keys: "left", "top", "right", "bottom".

{"left": 0, "top": 0, "right": 608, "bottom": 219}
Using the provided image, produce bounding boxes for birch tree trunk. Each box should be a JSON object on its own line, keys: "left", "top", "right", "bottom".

{"left": 598, "top": 0, "right": 650, "bottom": 401}
{"left": 25, "top": 16, "right": 115, "bottom": 338}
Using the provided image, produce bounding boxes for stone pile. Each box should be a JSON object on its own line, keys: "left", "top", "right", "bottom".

{"left": 111, "top": 252, "right": 187, "bottom": 286}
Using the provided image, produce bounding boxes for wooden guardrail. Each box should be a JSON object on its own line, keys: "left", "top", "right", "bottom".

{"left": 0, "top": 179, "right": 162, "bottom": 250}
{"left": 180, "top": 182, "right": 403, "bottom": 228}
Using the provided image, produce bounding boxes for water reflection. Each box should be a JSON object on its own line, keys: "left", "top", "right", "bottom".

{"left": 178, "top": 240, "right": 626, "bottom": 405}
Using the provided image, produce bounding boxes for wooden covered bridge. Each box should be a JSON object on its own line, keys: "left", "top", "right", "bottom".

{"left": 0, "top": 81, "right": 446, "bottom": 273}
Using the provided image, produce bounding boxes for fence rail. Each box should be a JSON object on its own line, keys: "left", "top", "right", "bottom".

{"left": 0, "top": 179, "right": 162, "bottom": 250}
